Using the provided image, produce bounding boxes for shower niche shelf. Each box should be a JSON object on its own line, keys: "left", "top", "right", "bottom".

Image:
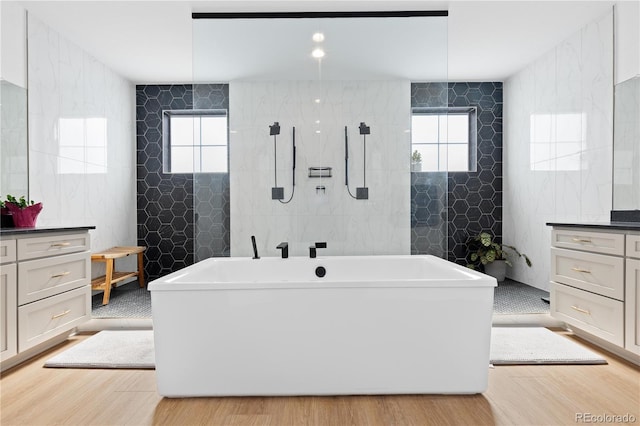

{"left": 308, "top": 167, "right": 332, "bottom": 178}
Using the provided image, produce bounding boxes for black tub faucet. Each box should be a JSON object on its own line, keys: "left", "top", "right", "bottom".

{"left": 276, "top": 242, "right": 289, "bottom": 259}
{"left": 309, "top": 242, "right": 327, "bottom": 258}
{"left": 251, "top": 235, "right": 260, "bottom": 259}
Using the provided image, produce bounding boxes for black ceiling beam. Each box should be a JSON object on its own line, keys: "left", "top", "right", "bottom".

{"left": 192, "top": 11, "right": 448, "bottom": 19}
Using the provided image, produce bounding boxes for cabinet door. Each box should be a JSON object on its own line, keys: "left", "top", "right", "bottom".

{"left": 625, "top": 258, "right": 640, "bottom": 354}
{"left": 0, "top": 239, "right": 17, "bottom": 264}
{"left": 0, "top": 263, "right": 18, "bottom": 361}
{"left": 627, "top": 235, "right": 640, "bottom": 260}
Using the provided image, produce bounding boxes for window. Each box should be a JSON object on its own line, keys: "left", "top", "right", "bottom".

{"left": 411, "top": 108, "right": 477, "bottom": 172}
{"left": 163, "top": 110, "right": 228, "bottom": 173}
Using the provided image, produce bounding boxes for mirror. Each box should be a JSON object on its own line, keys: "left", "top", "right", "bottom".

{"left": 613, "top": 76, "right": 640, "bottom": 210}
{"left": 0, "top": 80, "right": 29, "bottom": 199}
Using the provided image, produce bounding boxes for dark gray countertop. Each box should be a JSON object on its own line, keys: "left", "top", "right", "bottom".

{"left": 546, "top": 222, "right": 640, "bottom": 231}
{"left": 0, "top": 226, "right": 95, "bottom": 236}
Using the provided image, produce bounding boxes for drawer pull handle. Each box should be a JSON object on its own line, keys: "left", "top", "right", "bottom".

{"left": 51, "top": 310, "right": 71, "bottom": 320}
{"left": 571, "top": 305, "right": 591, "bottom": 315}
{"left": 571, "top": 238, "right": 592, "bottom": 243}
{"left": 51, "top": 271, "right": 71, "bottom": 278}
{"left": 571, "top": 267, "right": 592, "bottom": 274}
{"left": 51, "top": 242, "right": 71, "bottom": 247}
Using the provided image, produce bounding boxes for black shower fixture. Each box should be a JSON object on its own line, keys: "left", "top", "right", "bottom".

{"left": 271, "top": 124, "right": 296, "bottom": 203}
{"left": 270, "top": 122, "right": 284, "bottom": 199}
{"left": 345, "top": 123, "right": 370, "bottom": 200}
{"left": 269, "top": 121, "right": 281, "bottom": 136}
{"left": 356, "top": 122, "right": 369, "bottom": 199}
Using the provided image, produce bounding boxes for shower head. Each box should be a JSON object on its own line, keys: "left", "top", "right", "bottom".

{"left": 269, "top": 122, "right": 281, "bottom": 136}
{"left": 359, "top": 122, "right": 370, "bottom": 135}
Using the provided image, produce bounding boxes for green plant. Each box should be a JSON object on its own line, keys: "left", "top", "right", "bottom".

{"left": 466, "top": 232, "right": 532, "bottom": 270}
{"left": 411, "top": 150, "right": 422, "bottom": 163}
{"left": 4, "top": 195, "right": 36, "bottom": 209}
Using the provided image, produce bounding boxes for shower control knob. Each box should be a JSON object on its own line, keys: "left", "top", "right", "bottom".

{"left": 315, "top": 266, "right": 326, "bottom": 278}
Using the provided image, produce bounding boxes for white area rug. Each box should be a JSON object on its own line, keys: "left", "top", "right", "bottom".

{"left": 44, "top": 330, "right": 155, "bottom": 369}
{"left": 45, "top": 328, "right": 606, "bottom": 369}
{"left": 491, "top": 327, "right": 607, "bottom": 365}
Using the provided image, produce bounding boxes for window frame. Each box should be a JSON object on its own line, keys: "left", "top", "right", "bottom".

{"left": 162, "top": 109, "right": 229, "bottom": 174}
{"left": 411, "top": 107, "right": 477, "bottom": 172}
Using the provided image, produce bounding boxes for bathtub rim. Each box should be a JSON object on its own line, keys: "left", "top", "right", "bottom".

{"left": 148, "top": 254, "right": 497, "bottom": 291}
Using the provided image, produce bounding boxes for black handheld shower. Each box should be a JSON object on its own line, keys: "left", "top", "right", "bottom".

{"left": 271, "top": 122, "right": 284, "bottom": 200}
{"left": 270, "top": 123, "right": 296, "bottom": 203}
{"left": 345, "top": 122, "right": 370, "bottom": 200}
{"left": 358, "top": 122, "right": 369, "bottom": 199}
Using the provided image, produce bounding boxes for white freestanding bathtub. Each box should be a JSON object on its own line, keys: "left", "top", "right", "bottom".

{"left": 148, "top": 255, "right": 496, "bottom": 397}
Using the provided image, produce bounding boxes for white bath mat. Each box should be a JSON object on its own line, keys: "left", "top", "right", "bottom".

{"left": 44, "top": 330, "right": 155, "bottom": 369}
{"left": 45, "top": 328, "right": 605, "bottom": 369}
{"left": 490, "top": 327, "right": 607, "bottom": 365}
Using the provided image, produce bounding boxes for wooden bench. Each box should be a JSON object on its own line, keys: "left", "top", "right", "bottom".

{"left": 91, "top": 246, "right": 146, "bottom": 305}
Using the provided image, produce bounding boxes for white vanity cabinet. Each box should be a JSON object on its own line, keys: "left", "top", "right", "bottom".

{"left": 549, "top": 226, "right": 640, "bottom": 364}
{"left": 0, "top": 228, "right": 92, "bottom": 370}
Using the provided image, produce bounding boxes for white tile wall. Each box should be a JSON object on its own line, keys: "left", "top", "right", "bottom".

{"left": 504, "top": 11, "right": 614, "bottom": 290}
{"left": 27, "top": 14, "right": 137, "bottom": 274}
{"left": 230, "top": 80, "right": 411, "bottom": 257}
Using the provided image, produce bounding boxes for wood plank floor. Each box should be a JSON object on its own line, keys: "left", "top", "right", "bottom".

{"left": 1, "top": 331, "right": 638, "bottom": 426}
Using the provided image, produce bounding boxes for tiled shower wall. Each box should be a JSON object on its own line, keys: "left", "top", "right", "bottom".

{"left": 137, "top": 81, "right": 502, "bottom": 277}
{"left": 135, "top": 84, "right": 229, "bottom": 280}
{"left": 229, "top": 80, "right": 411, "bottom": 257}
{"left": 411, "top": 82, "right": 503, "bottom": 264}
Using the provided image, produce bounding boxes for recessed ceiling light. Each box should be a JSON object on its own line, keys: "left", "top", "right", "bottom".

{"left": 311, "top": 48, "right": 325, "bottom": 59}
{"left": 312, "top": 32, "right": 325, "bottom": 42}
{"left": 315, "top": 120, "right": 320, "bottom": 124}
{"left": 315, "top": 130, "right": 321, "bottom": 134}
{"left": 314, "top": 98, "right": 321, "bottom": 104}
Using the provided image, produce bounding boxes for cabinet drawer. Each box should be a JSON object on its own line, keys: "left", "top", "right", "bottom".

{"left": 551, "top": 248, "right": 624, "bottom": 300}
{"left": 18, "top": 285, "right": 89, "bottom": 352}
{"left": 551, "top": 229, "right": 624, "bottom": 255}
{"left": 550, "top": 281, "right": 624, "bottom": 346}
{"left": 18, "top": 251, "right": 90, "bottom": 305}
{"left": 0, "top": 239, "right": 17, "bottom": 264}
{"left": 627, "top": 234, "right": 640, "bottom": 260}
{"left": 17, "top": 232, "right": 90, "bottom": 261}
